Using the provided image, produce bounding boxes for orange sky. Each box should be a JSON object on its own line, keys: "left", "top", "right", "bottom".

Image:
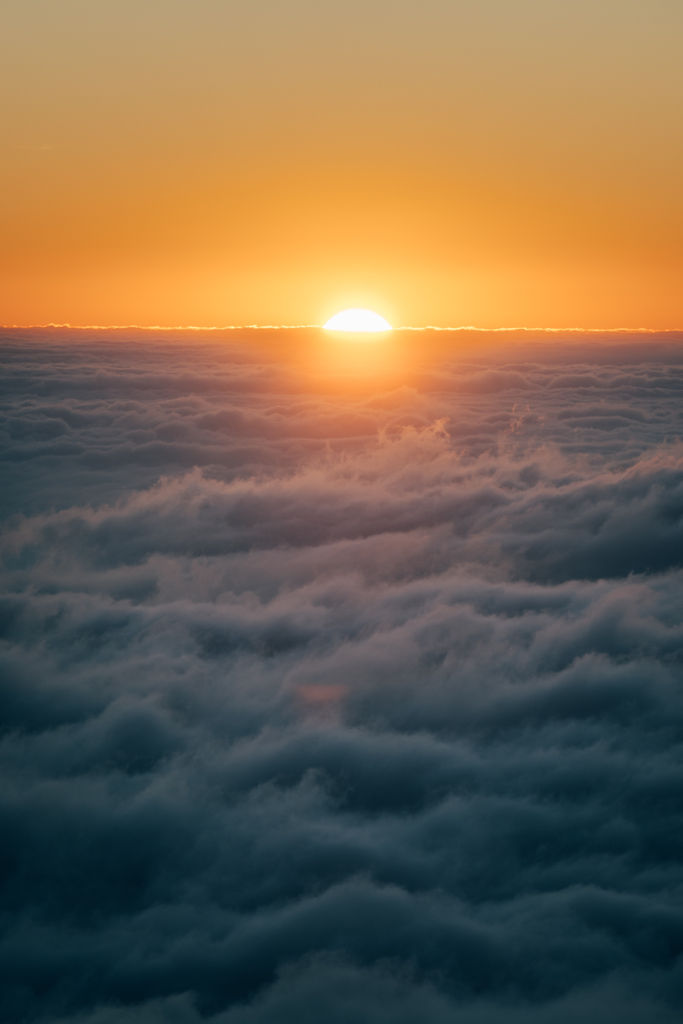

{"left": 2, "top": 0, "right": 682, "bottom": 328}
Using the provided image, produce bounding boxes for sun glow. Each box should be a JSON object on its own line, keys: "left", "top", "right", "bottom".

{"left": 323, "top": 309, "right": 392, "bottom": 332}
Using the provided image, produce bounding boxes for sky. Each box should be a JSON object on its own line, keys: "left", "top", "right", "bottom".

{"left": 2, "top": 0, "right": 683, "bottom": 327}
{"left": 1, "top": 327, "right": 683, "bottom": 1022}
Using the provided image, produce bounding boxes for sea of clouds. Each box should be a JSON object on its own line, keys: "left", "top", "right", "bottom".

{"left": 1, "top": 328, "right": 682, "bottom": 1022}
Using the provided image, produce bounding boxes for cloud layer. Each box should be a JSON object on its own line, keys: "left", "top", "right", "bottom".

{"left": 1, "top": 329, "right": 682, "bottom": 1022}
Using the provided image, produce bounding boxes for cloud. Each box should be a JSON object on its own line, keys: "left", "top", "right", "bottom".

{"left": 1, "top": 329, "right": 682, "bottom": 1022}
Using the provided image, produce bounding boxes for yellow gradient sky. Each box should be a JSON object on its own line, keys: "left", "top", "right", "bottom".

{"left": 2, "top": 0, "right": 682, "bottom": 328}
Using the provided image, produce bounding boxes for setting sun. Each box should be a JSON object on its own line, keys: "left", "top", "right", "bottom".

{"left": 323, "top": 309, "right": 392, "bottom": 332}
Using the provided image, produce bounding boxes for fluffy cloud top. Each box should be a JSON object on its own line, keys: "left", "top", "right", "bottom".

{"left": 1, "top": 329, "right": 682, "bottom": 1022}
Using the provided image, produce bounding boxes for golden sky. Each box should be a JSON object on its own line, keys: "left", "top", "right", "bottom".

{"left": 2, "top": 0, "right": 682, "bottom": 328}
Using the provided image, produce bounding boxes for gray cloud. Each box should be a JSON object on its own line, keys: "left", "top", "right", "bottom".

{"left": 1, "top": 329, "right": 682, "bottom": 1022}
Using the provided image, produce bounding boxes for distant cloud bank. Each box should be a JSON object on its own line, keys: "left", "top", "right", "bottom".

{"left": 1, "top": 330, "right": 682, "bottom": 1023}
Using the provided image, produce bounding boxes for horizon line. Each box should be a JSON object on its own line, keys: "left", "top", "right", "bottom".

{"left": 3, "top": 322, "right": 683, "bottom": 334}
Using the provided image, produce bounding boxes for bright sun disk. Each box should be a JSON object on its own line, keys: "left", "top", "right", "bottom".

{"left": 323, "top": 308, "right": 392, "bottom": 332}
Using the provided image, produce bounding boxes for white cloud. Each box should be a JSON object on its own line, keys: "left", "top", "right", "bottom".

{"left": 1, "top": 329, "right": 682, "bottom": 1022}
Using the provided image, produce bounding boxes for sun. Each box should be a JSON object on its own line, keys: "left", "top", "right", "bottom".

{"left": 323, "top": 308, "right": 392, "bottom": 332}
